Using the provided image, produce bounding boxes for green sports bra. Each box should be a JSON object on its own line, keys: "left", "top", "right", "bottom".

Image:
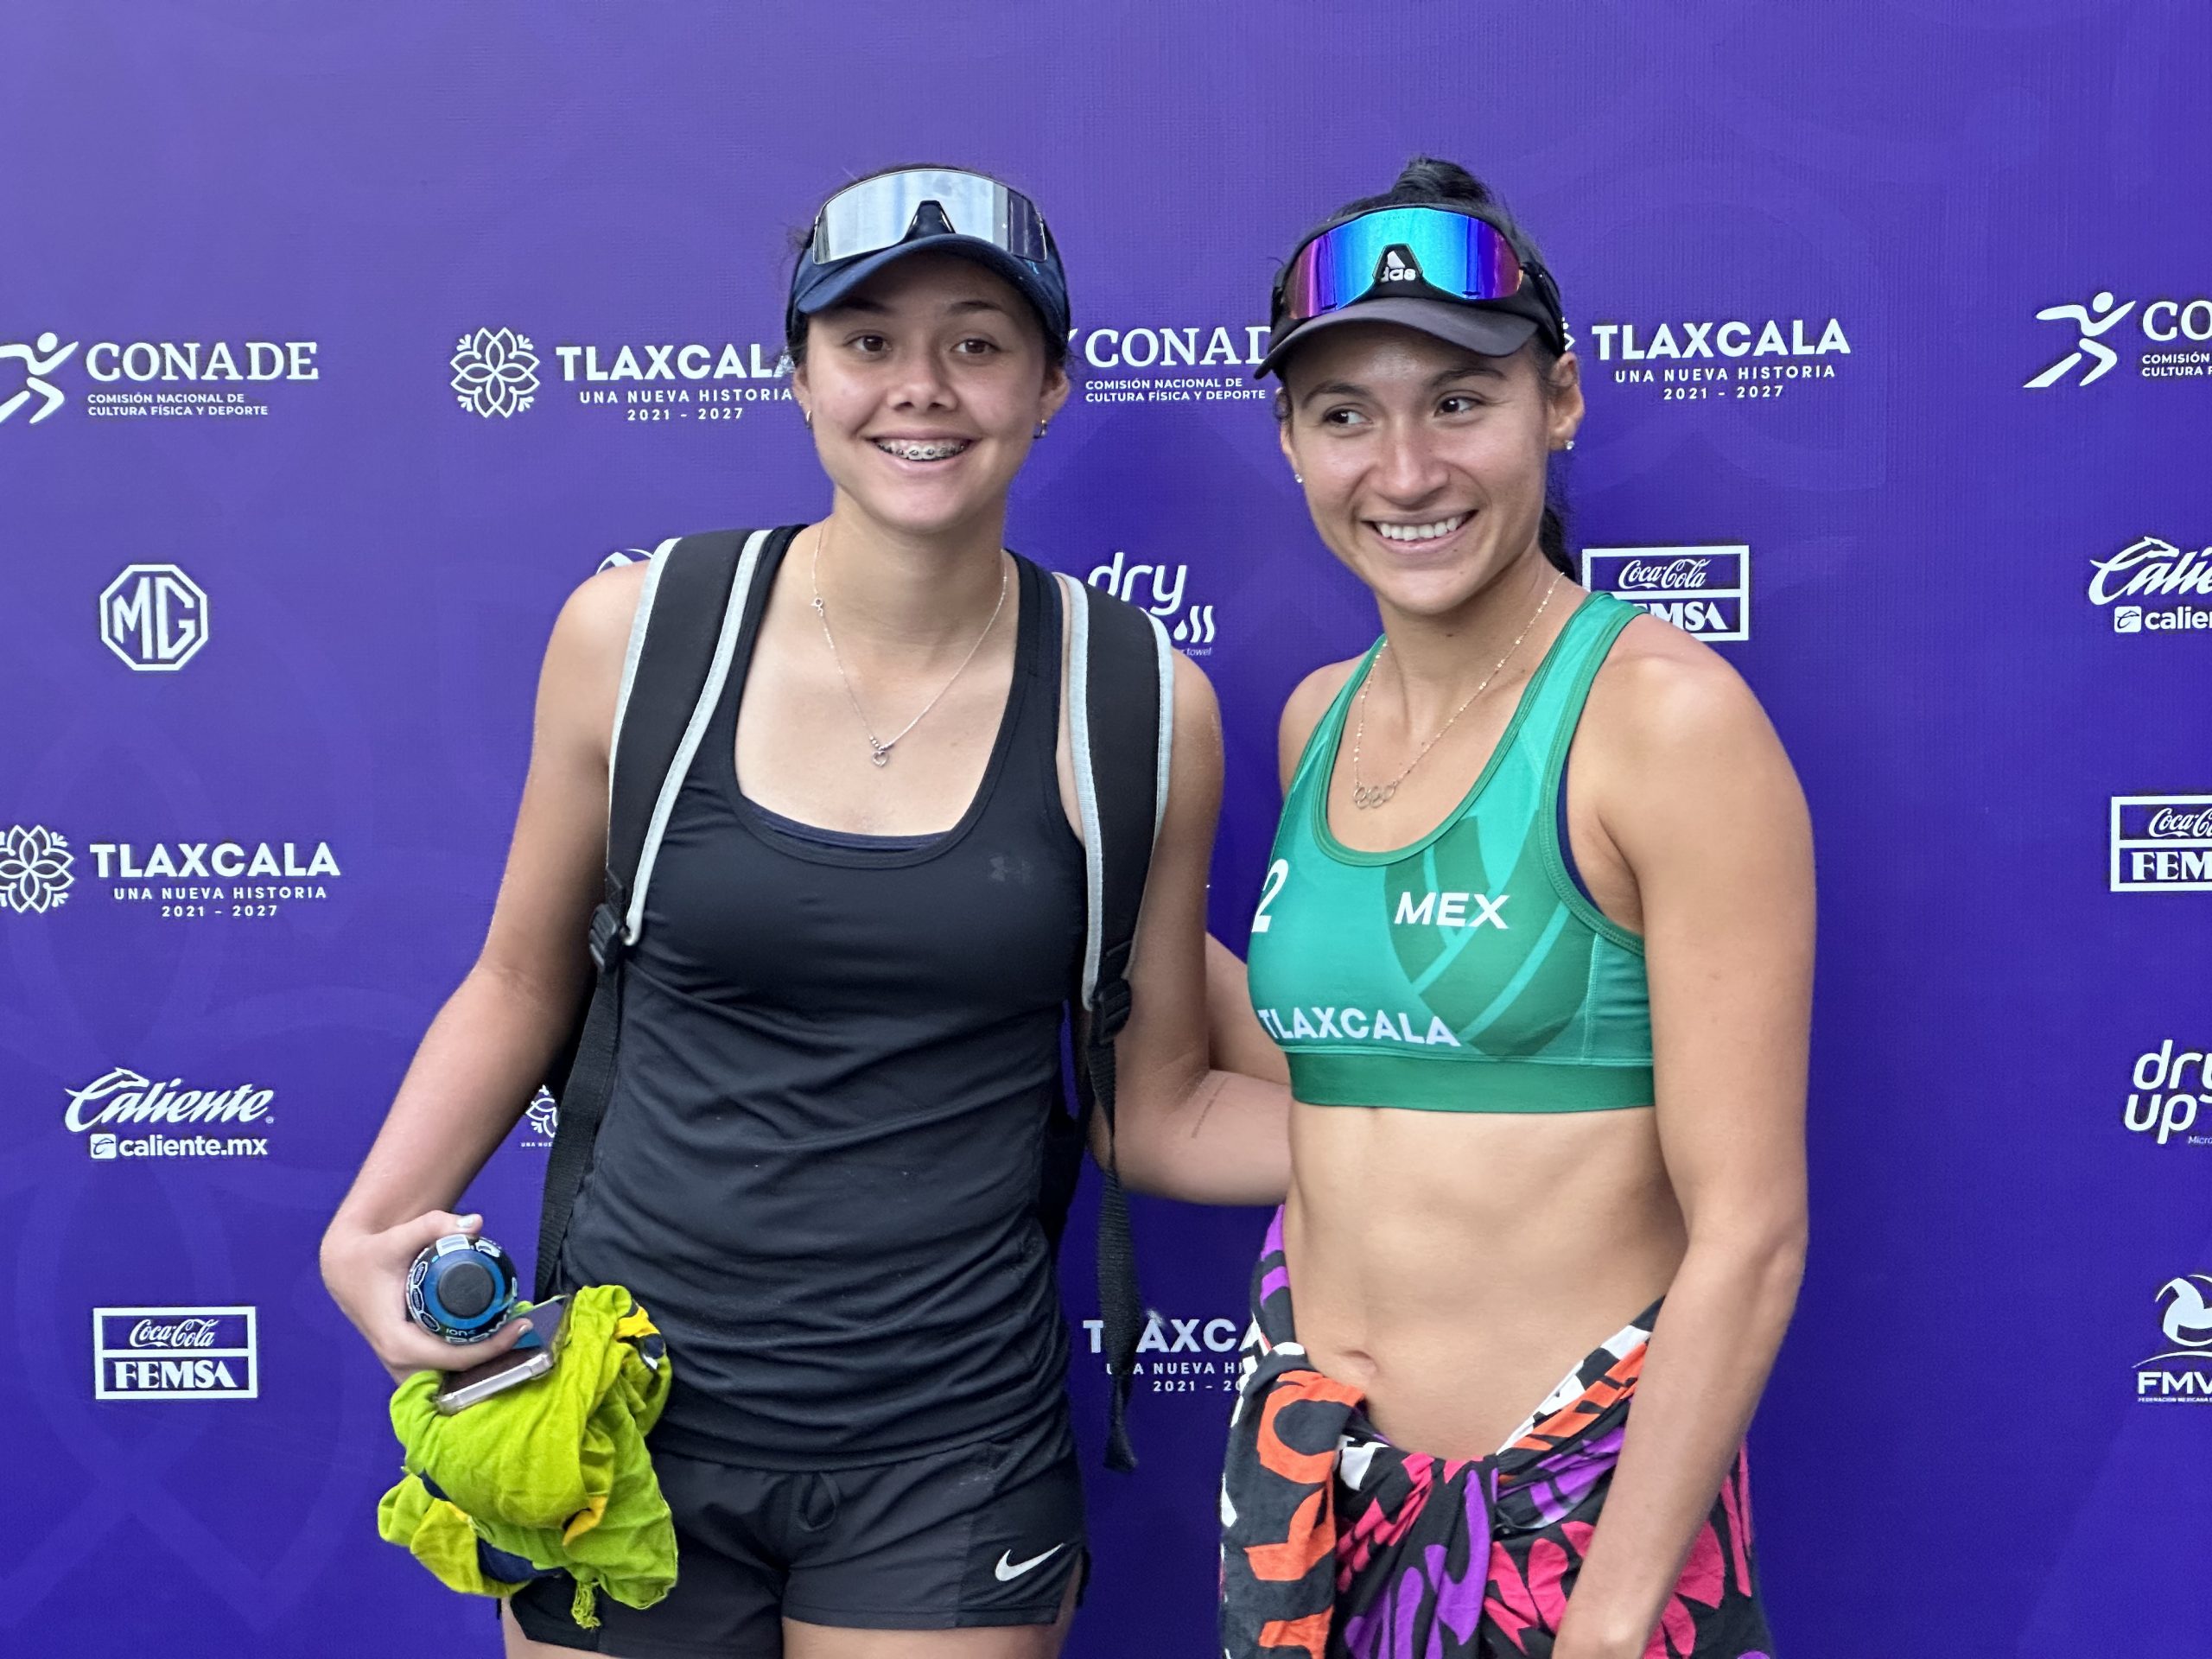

{"left": 1243, "top": 592, "right": 1653, "bottom": 1113}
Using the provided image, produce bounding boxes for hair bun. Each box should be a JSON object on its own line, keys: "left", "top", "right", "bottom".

{"left": 1389, "top": 157, "right": 1495, "bottom": 207}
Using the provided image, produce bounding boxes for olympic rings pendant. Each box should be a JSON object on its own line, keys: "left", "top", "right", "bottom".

{"left": 1351, "top": 781, "right": 1398, "bottom": 809}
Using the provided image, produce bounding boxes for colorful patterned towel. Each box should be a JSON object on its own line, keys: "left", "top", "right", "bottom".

{"left": 1219, "top": 1210, "right": 1772, "bottom": 1659}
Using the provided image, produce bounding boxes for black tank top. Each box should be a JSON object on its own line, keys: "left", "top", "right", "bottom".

{"left": 559, "top": 533, "right": 1088, "bottom": 1470}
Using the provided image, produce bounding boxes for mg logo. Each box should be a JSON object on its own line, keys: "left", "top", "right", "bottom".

{"left": 99, "top": 564, "right": 208, "bottom": 671}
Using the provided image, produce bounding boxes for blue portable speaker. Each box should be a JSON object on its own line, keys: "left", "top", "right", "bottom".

{"left": 405, "top": 1232, "right": 520, "bottom": 1343}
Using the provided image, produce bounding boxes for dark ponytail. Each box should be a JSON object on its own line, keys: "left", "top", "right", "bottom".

{"left": 1285, "top": 157, "right": 1577, "bottom": 577}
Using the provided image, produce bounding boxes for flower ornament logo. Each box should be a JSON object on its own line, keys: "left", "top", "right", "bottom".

{"left": 450, "top": 327, "right": 540, "bottom": 418}
{"left": 524, "top": 1085, "right": 559, "bottom": 1141}
{"left": 0, "top": 824, "right": 75, "bottom": 913}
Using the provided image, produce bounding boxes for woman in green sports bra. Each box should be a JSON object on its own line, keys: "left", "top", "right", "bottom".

{"left": 1212, "top": 160, "right": 1812, "bottom": 1659}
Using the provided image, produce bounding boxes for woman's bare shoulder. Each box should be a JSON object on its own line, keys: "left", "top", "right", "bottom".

{"left": 1278, "top": 655, "right": 1365, "bottom": 791}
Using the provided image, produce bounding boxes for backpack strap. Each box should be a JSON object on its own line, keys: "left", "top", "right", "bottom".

{"left": 1056, "top": 571, "right": 1175, "bottom": 1471}
{"left": 535, "top": 527, "right": 774, "bottom": 1300}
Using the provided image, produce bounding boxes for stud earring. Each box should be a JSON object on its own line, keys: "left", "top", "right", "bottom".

{"left": 1293, "top": 471, "right": 1304, "bottom": 485}
{"left": 1565, "top": 438, "right": 1576, "bottom": 451}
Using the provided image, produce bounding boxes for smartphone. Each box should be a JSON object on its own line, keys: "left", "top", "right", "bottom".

{"left": 434, "top": 1296, "right": 568, "bottom": 1414}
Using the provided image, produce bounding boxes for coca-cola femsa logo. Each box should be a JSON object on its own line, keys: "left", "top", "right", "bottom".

{"left": 127, "top": 1317, "right": 219, "bottom": 1348}
{"left": 1615, "top": 556, "right": 1712, "bottom": 590}
{"left": 2148, "top": 807, "right": 2212, "bottom": 839}
{"left": 2112, "top": 795, "right": 2212, "bottom": 892}
{"left": 1582, "top": 546, "right": 1751, "bottom": 642}
{"left": 92, "top": 1306, "right": 257, "bottom": 1400}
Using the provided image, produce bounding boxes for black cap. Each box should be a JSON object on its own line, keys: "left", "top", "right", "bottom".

{"left": 786, "top": 201, "right": 1071, "bottom": 352}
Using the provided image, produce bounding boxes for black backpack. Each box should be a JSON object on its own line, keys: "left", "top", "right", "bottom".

{"left": 533, "top": 525, "right": 1172, "bottom": 1471}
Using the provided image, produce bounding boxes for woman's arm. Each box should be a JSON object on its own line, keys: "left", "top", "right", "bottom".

{"left": 1554, "top": 647, "right": 1814, "bottom": 1659}
{"left": 318, "top": 563, "right": 645, "bottom": 1380}
{"left": 1205, "top": 934, "right": 1290, "bottom": 1084}
{"left": 1193, "top": 659, "right": 1357, "bottom": 1089}
{"left": 1096, "top": 655, "right": 1292, "bottom": 1206}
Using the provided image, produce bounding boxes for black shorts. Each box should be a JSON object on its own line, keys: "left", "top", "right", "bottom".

{"left": 509, "top": 1412, "right": 1085, "bottom": 1656}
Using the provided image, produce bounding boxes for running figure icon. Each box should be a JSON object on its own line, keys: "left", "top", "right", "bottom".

{"left": 2024, "top": 291, "right": 2136, "bottom": 388}
{"left": 0, "top": 332, "right": 79, "bottom": 424}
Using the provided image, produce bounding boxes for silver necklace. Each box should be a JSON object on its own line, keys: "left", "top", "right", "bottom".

{"left": 1350, "top": 569, "right": 1564, "bottom": 810}
{"left": 810, "top": 522, "right": 1010, "bottom": 767}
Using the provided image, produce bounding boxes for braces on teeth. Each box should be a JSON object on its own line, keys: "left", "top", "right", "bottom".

{"left": 877, "top": 439, "right": 970, "bottom": 461}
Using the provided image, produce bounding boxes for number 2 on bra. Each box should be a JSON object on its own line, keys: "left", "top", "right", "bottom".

{"left": 1251, "top": 859, "right": 1290, "bottom": 934}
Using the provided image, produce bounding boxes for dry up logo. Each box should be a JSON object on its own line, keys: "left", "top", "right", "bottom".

{"left": 1087, "top": 552, "right": 1217, "bottom": 652}
{"left": 2027, "top": 289, "right": 2212, "bottom": 387}
{"left": 2123, "top": 1041, "right": 2210, "bottom": 1148}
{"left": 1581, "top": 316, "right": 1849, "bottom": 402}
{"left": 2089, "top": 535, "right": 2212, "bottom": 634}
{"left": 1581, "top": 547, "right": 1750, "bottom": 641}
{"left": 1075, "top": 322, "right": 1272, "bottom": 407}
{"left": 93, "top": 1306, "right": 257, "bottom": 1400}
{"left": 67, "top": 1067, "right": 274, "bottom": 1162}
{"left": 99, "top": 564, "right": 208, "bottom": 671}
{"left": 2110, "top": 797, "right": 2212, "bottom": 892}
{"left": 454, "top": 327, "right": 793, "bottom": 424}
{"left": 2137, "top": 1276, "right": 2212, "bottom": 1404}
{"left": 1, "top": 330, "right": 319, "bottom": 424}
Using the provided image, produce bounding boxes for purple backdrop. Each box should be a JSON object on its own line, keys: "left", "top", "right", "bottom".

{"left": 5, "top": 3, "right": 2211, "bottom": 1653}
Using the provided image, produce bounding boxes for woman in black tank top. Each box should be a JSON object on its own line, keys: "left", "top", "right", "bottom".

{"left": 321, "top": 168, "right": 1291, "bottom": 1659}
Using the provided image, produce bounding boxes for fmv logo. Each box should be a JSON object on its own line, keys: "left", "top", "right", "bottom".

{"left": 2089, "top": 535, "right": 2212, "bottom": 635}
{"left": 1582, "top": 547, "right": 1750, "bottom": 641}
{"left": 93, "top": 1306, "right": 257, "bottom": 1400}
{"left": 2110, "top": 797, "right": 2212, "bottom": 892}
{"left": 99, "top": 563, "right": 208, "bottom": 671}
{"left": 1087, "top": 551, "right": 1217, "bottom": 652}
{"left": 2137, "top": 1275, "right": 2212, "bottom": 1404}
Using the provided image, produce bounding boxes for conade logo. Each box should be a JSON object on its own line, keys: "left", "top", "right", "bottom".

{"left": 2027, "top": 289, "right": 2212, "bottom": 387}
{"left": 5, "top": 330, "right": 318, "bottom": 423}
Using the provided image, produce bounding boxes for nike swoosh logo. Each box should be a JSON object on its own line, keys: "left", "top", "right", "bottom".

{"left": 993, "top": 1543, "right": 1066, "bottom": 1582}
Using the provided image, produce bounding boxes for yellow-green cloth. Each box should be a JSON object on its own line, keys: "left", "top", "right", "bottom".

{"left": 376, "top": 1285, "right": 676, "bottom": 1628}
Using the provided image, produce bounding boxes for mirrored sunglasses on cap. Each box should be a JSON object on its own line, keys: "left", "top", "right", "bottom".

{"left": 1275, "top": 204, "right": 1553, "bottom": 329}
{"left": 810, "top": 168, "right": 1054, "bottom": 266}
